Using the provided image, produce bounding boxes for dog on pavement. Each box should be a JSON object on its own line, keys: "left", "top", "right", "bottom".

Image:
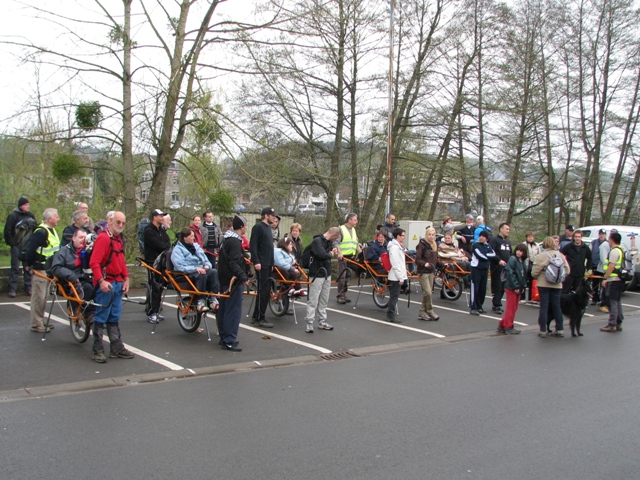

{"left": 546, "top": 278, "right": 593, "bottom": 337}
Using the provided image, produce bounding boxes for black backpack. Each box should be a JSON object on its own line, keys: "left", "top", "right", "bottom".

{"left": 300, "top": 243, "right": 314, "bottom": 269}
{"left": 15, "top": 218, "right": 38, "bottom": 262}
{"left": 137, "top": 218, "right": 150, "bottom": 254}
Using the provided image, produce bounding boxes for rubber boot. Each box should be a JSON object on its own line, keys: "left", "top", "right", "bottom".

{"left": 92, "top": 323, "right": 106, "bottom": 363}
{"left": 107, "top": 323, "right": 134, "bottom": 359}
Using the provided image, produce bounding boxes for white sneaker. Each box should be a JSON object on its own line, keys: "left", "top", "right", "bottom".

{"left": 305, "top": 323, "right": 314, "bottom": 333}
{"left": 209, "top": 297, "right": 219, "bottom": 311}
{"left": 196, "top": 299, "right": 209, "bottom": 312}
{"left": 318, "top": 321, "right": 334, "bottom": 330}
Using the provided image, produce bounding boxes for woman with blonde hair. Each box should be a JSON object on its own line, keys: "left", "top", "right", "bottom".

{"left": 415, "top": 226, "right": 441, "bottom": 321}
{"left": 532, "top": 236, "right": 570, "bottom": 337}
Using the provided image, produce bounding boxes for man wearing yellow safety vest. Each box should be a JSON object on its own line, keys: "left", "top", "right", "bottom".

{"left": 600, "top": 231, "right": 625, "bottom": 333}
{"left": 25, "top": 208, "right": 61, "bottom": 333}
{"left": 336, "top": 213, "right": 362, "bottom": 304}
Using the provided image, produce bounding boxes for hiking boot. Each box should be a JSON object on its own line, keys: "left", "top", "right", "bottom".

{"left": 306, "top": 323, "right": 314, "bottom": 333}
{"left": 496, "top": 325, "right": 506, "bottom": 334}
{"left": 147, "top": 314, "right": 159, "bottom": 324}
{"left": 256, "top": 320, "right": 274, "bottom": 328}
{"left": 417, "top": 313, "right": 430, "bottom": 321}
{"left": 538, "top": 332, "right": 547, "bottom": 338}
{"left": 196, "top": 299, "right": 209, "bottom": 312}
{"left": 616, "top": 324, "right": 623, "bottom": 332}
{"left": 478, "top": 308, "right": 486, "bottom": 314}
{"left": 109, "top": 348, "right": 134, "bottom": 359}
{"left": 8, "top": 290, "right": 16, "bottom": 298}
{"left": 505, "top": 327, "right": 521, "bottom": 335}
{"left": 492, "top": 306, "right": 504, "bottom": 314}
{"left": 318, "top": 321, "right": 334, "bottom": 330}
{"left": 93, "top": 353, "right": 107, "bottom": 363}
{"left": 336, "top": 297, "right": 347, "bottom": 304}
{"left": 386, "top": 316, "right": 401, "bottom": 323}
{"left": 600, "top": 324, "right": 617, "bottom": 332}
{"left": 427, "top": 311, "right": 440, "bottom": 321}
{"left": 470, "top": 309, "right": 480, "bottom": 316}
{"left": 31, "top": 325, "right": 51, "bottom": 333}
{"left": 550, "top": 330, "right": 564, "bottom": 337}
{"left": 344, "top": 297, "right": 352, "bottom": 303}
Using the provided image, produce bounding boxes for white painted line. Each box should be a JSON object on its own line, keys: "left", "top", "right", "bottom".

{"left": 325, "top": 307, "right": 446, "bottom": 339}
{"left": 239, "top": 324, "right": 332, "bottom": 354}
{"left": 14, "top": 303, "right": 185, "bottom": 372}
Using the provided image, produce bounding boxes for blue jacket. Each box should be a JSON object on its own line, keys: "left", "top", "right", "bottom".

{"left": 473, "top": 224, "right": 492, "bottom": 242}
{"left": 274, "top": 247, "right": 294, "bottom": 270}
{"left": 366, "top": 240, "right": 388, "bottom": 261}
{"left": 171, "top": 241, "right": 212, "bottom": 274}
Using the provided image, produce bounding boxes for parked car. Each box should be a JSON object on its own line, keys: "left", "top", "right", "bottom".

{"left": 296, "top": 204, "right": 315, "bottom": 214}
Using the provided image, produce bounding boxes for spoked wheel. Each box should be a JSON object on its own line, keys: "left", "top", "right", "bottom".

{"left": 67, "top": 301, "right": 90, "bottom": 343}
{"left": 441, "top": 274, "right": 463, "bottom": 301}
{"left": 372, "top": 280, "right": 389, "bottom": 308}
{"left": 176, "top": 295, "right": 202, "bottom": 333}
{"left": 268, "top": 278, "right": 289, "bottom": 317}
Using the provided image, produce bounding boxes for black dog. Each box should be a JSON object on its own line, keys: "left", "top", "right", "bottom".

{"left": 547, "top": 278, "right": 593, "bottom": 337}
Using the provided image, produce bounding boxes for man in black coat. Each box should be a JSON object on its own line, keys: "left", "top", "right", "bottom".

{"left": 250, "top": 207, "right": 277, "bottom": 328}
{"left": 561, "top": 229, "right": 592, "bottom": 293}
{"left": 217, "top": 215, "right": 249, "bottom": 351}
{"left": 489, "top": 222, "right": 512, "bottom": 314}
{"left": 455, "top": 214, "right": 476, "bottom": 255}
{"left": 3, "top": 197, "right": 36, "bottom": 297}
{"left": 143, "top": 209, "right": 171, "bottom": 323}
{"left": 61, "top": 210, "right": 91, "bottom": 246}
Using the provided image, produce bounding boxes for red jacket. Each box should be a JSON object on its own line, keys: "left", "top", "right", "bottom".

{"left": 90, "top": 231, "right": 128, "bottom": 285}
{"left": 190, "top": 224, "right": 203, "bottom": 247}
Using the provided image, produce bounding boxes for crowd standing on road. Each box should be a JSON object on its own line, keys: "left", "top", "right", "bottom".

{"left": 3, "top": 197, "right": 635, "bottom": 363}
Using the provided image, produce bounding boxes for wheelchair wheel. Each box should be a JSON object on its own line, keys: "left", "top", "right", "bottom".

{"left": 268, "top": 278, "right": 289, "bottom": 317}
{"left": 441, "top": 274, "right": 463, "bottom": 301}
{"left": 67, "top": 301, "right": 90, "bottom": 343}
{"left": 177, "top": 295, "right": 202, "bottom": 333}
{"left": 372, "top": 280, "right": 389, "bottom": 308}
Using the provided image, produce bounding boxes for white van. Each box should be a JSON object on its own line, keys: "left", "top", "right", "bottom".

{"left": 296, "top": 204, "right": 315, "bottom": 214}
{"left": 578, "top": 225, "right": 640, "bottom": 288}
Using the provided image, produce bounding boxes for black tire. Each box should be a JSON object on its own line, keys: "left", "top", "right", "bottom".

{"left": 268, "top": 278, "right": 289, "bottom": 317}
{"left": 372, "top": 280, "right": 389, "bottom": 308}
{"left": 177, "top": 295, "right": 202, "bottom": 333}
{"left": 441, "top": 274, "right": 463, "bottom": 301}
{"left": 67, "top": 301, "right": 90, "bottom": 343}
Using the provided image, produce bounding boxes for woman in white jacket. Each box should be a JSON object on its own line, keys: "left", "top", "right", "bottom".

{"left": 386, "top": 228, "right": 408, "bottom": 323}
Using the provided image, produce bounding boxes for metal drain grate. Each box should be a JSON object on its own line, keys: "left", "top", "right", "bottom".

{"left": 320, "top": 350, "right": 361, "bottom": 361}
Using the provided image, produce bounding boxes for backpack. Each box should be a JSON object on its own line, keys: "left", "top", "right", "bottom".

{"left": 15, "top": 218, "right": 38, "bottom": 262}
{"left": 300, "top": 243, "right": 313, "bottom": 269}
{"left": 152, "top": 249, "right": 169, "bottom": 274}
{"left": 544, "top": 252, "right": 566, "bottom": 284}
{"left": 611, "top": 247, "right": 633, "bottom": 281}
{"left": 137, "top": 218, "right": 150, "bottom": 254}
{"left": 380, "top": 252, "right": 392, "bottom": 272}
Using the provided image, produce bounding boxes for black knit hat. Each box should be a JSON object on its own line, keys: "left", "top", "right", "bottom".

{"left": 232, "top": 214, "right": 247, "bottom": 230}
{"left": 18, "top": 197, "right": 29, "bottom": 208}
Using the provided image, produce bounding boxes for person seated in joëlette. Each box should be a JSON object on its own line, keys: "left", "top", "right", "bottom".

{"left": 274, "top": 237, "right": 301, "bottom": 283}
{"left": 366, "top": 230, "right": 388, "bottom": 275}
{"left": 171, "top": 227, "right": 220, "bottom": 312}
{"left": 438, "top": 232, "right": 471, "bottom": 271}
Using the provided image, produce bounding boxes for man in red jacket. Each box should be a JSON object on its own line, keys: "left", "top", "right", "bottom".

{"left": 89, "top": 211, "right": 134, "bottom": 363}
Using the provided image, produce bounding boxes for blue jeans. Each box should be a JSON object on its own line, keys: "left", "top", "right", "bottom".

{"left": 217, "top": 283, "right": 244, "bottom": 344}
{"left": 94, "top": 281, "right": 123, "bottom": 325}
{"left": 538, "top": 287, "right": 563, "bottom": 332}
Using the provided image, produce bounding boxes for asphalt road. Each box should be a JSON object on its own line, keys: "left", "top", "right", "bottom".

{"left": 1, "top": 295, "right": 639, "bottom": 479}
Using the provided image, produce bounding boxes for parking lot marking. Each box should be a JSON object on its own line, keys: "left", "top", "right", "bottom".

{"left": 14, "top": 303, "right": 186, "bottom": 371}
{"left": 325, "top": 307, "right": 446, "bottom": 338}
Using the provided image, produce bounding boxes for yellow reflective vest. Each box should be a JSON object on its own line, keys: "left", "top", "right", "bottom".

{"left": 37, "top": 223, "right": 60, "bottom": 258}
{"left": 604, "top": 246, "right": 624, "bottom": 278}
{"left": 339, "top": 225, "right": 358, "bottom": 256}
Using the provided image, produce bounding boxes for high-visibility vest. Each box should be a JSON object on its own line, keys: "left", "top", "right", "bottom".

{"left": 604, "top": 246, "right": 624, "bottom": 278}
{"left": 339, "top": 225, "right": 358, "bottom": 256}
{"left": 37, "top": 223, "right": 60, "bottom": 258}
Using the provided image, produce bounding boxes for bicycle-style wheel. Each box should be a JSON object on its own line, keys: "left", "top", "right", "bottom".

{"left": 372, "top": 280, "right": 389, "bottom": 308}
{"left": 177, "top": 295, "right": 202, "bottom": 333}
{"left": 268, "top": 278, "right": 289, "bottom": 317}
{"left": 67, "top": 301, "right": 91, "bottom": 343}
{"left": 441, "top": 274, "right": 463, "bottom": 301}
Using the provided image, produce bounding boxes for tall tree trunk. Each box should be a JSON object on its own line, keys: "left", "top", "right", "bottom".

{"left": 121, "top": 0, "right": 136, "bottom": 229}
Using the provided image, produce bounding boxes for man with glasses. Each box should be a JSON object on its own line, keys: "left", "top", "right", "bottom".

{"left": 89, "top": 211, "right": 134, "bottom": 363}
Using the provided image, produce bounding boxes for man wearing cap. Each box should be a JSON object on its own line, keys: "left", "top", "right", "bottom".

{"left": 201, "top": 210, "right": 222, "bottom": 268}
{"left": 561, "top": 229, "right": 592, "bottom": 293}
{"left": 217, "top": 215, "right": 249, "bottom": 351}
{"left": 590, "top": 228, "right": 608, "bottom": 305}
{"left": 559, "top": 225, "right": 574, "bottom": 249}
{"left": 250, "top": 207, "right": 277, "bottom": 328}
{"left": 144, "top": 209, "right": 171, "bottom": 323}
{"left": 455, "top": 214, "right": 476, "bottom": 255}
{"left": 4, "top": 197, "right": 36, "bottom": 297}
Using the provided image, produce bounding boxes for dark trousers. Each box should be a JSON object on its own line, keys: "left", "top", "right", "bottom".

{"left": 538, "top": 287, "right": 563, "bottom": 332}
{"left": 217, "top": 283, "right": 244, "bottom": 344}
{"left": 188, "top": 269, "right": 219, "bottom": 299}
{"left": 562, "top": 274, "right": 582, "bottom": 294}
{"left": 9, "top": 245, "right": 31, "bottom": 293}
{"left": 387, "top": 280, "right": 400, "bottom": 320}
{"left": 205, "top": 251, "right": 217, "bottom": 269}
{"left": 590, "top": 271, "right": 603, "bottom": 304}
{"left": 470, "top": 268, "right": 488, "bottom": 310}
{"left": 252, "top": 268, "right": 271, "bottom": 322}
{"left": 491, "top": 265, "right": 504, "bottom": 308}
{"left": 147, "top": 270, "right": 164, "bottom": 315}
